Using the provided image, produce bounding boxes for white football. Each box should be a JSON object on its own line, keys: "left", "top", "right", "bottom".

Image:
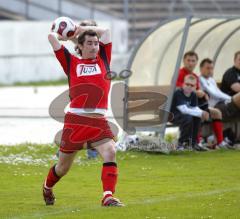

{"left": 125, "top": 134, "right": 139, "bottom": 144}
{"left": 51, "top": 16, "right": 76, "bottom": 38}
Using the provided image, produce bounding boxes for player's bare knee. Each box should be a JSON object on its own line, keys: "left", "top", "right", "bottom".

{"left": 101, "top": 142, "right": 116, "bottom": 162}
{"left": 210, "top": 108, "right": 222, "bottom": 119}
{"left": 233, "top": 93, "right": 240, "bottom": 108}
{"left": 55, "top": 163, "right": 71, "bottom": 177}
{"left": 107, "top": 146, "right": 116, "bottom": 161}
{"left": 216, "top": 110, "right": 222, "bottom": 119}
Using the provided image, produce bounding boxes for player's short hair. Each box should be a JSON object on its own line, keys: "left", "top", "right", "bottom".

{"left": 79, "top": 19, "right": 97, "bottom": 27}
{"left": 77, "top": 30, "right": 99, "bottom": 55}
{"left": 184, "top": 74, "right": 197, "bottom": 83}
{"left": 234, "top": 51, "right": 240, "bottom": 60}
{"left": 183, "top": 51, "right": 198, "bottom": 60}
{"left": 200, "top": 58, "right": 213, "bottom": 68}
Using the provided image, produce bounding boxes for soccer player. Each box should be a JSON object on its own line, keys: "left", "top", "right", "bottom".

{"left": 200, "top": 58, "right": 240, "bottom": 119}
{"left": 199, "top": 58, "right": 236, "bottom": 148}
{"left": 176, "top": 51, "right": 227, "bottom": 149}
{"left": 176, "top": 51, "right": 208, "bottom": 101}
{"left": 221, "top": 51, "right": 240, "bottom": 96}
{"left": 76, "top": 19, "right": 98, "bottom": 159}
{"left": 171, "top": 74, "right": 209, "bottom": 151}
{"left": 43, "top": 23, "right": 124, "bottom": 207}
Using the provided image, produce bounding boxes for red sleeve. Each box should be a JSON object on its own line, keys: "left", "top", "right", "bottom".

{"left": 54, "top": 45, "right": 72, "bottom": 76}
{"left": 99, "top": 42, "right": 112, "bottom": 65}
{"left": 176, "top": 69, "right": 184, "bottom": 88}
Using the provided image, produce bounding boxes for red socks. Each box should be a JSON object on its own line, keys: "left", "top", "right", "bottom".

{"left": 101, "top": 162, "right": 118, "bottom": 196}
{"left": 197, "top": 128, "right": 202, "bottom": 144}
{"left": 212, "top": 119, "right": 223, "bottom": 144}
{"left": 44, "top": 162, "right": 118, "bottom": 197}
{"left": 44, "top": 165, "right": 61, "bottom": 189}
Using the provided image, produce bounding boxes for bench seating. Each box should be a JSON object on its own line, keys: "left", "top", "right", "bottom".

{"left": 126, "top": 85, "right": 240, "bottom": 141}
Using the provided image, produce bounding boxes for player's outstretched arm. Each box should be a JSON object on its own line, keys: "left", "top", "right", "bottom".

{"left": 75, "top": 26, "right": 110, "bottom": 43}
{"left": 75, "top": 25, "right": 106, "bottom": 37}
{"left": 48, "top": 32, "right": 63, "bottom": 51}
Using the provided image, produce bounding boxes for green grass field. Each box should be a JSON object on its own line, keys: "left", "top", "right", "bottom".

{"left": 0, "top": 144, "right": 240, "bottom": 219}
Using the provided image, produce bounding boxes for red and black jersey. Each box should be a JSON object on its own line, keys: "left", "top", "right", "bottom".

{"left": 54, "top": 42, "right": 112, "bottom": 111}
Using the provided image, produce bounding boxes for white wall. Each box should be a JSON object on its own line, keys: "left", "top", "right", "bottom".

{"left": 0, "top": 20, "right": 128, "bottom": 84}
{"left": 0, "top": 0, "right": 116, "bottom": 21}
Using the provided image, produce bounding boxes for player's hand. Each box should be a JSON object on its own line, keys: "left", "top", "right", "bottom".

{"left": 201, "top": 111, "right": 209, "bottom": 121}
{"left": 57, "top": 34, "right": 68, "bottom": 41}
{"left": 50, "top": 30, "right": 67, "bottom": 41}
{"left": 204, "top": 93, "right": 209, "bottom": 101}
{"left": 71, "top": 26, "right": 81, "bottom": 38}
{"left": 196, "top": 90, "right": 205, "bottom": 98}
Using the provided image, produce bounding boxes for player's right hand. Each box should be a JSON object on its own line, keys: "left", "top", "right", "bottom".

{"left": 196, "top": 90, "right": 205, "bottom": 98}
{"left": 72, "top": 26, "right": 81, "bottom": 38}
{"left": 204, "top": 93, "right": 209, "bottom": 101}
{"left": 57, "top": 34, "right": 68, "bottom": 41}
{"left": 49, "top": 31, "right": 67, "bottom": 41}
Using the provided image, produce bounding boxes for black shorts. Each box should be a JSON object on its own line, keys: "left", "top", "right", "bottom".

{"left": 215, "top": 101, "right": 239, "bottom": 118}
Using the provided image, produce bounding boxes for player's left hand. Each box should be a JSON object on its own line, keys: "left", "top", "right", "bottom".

{"left": 71, "top": 26, "right": 81, "bottom": 39}
{"left": 204, "top": 93, "right": 209, "bottom": 101}
{"left": 196, "top": 90, "right": 205, "bottom": 98}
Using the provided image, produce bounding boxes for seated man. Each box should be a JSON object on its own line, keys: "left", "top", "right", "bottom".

{"left": 176, "top": 51, "right": 209, "bottom": 102}
{"left": 171, "top": 74, "right": 209, "bottom": 151}
{"left": 221, "top": 51, "right": 240, "bottom": 96}
{"left": 200, "top": 58, "right": 240, "bottom": 119}
{"left": 176, "top": 51, "right": 228, "bottom": 148}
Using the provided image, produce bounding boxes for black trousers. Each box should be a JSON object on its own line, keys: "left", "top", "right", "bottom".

{"left": 172, "top": 113, "right": 201, "bottom": 146}
{"left": 215, "top": 101, "right": 240, "bottom": 118}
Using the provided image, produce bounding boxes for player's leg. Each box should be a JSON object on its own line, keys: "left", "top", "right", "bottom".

{"left": 177, "top": 114, "right": 206, "bottom": 151}
{"left": 179, "top": 115, "right": 193, "bottom": 147}
{"left": 215, "top": 96, "right": 239, "bottom": 118}
{"left": 209, "top": 107, "right": 222, "bottom": 120}
{"left": 43, "top": 151, "right": 77, "bottom": 205}
{"left": 232, "top": 92, "right": 240, "bottom": 109}
{"left": 94, "top": 138, "right": 124, "bottom": 207}
{"left": 55, "top": 151, "right": 78, "bottom": 176}
{"left": 191, "top": 116, "right": 201, "bottom": 147}
{"left": 208, "top": 107, "right": 227, "bottom": 147}
{"left": 174, "top": 114, "right": 194, "bottom": 150}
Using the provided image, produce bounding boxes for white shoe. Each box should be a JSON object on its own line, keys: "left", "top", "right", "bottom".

{"left": 197, "top": 142, "right": 209, "bottom": 151}
{"left": 224, "top": 137, "right": 233, "bottom": 145}
{"left": 218, "top": 140, "right": 229, "bottom": 149}
{"left": 176, "top": 145, "right": 185, "bottom": 151}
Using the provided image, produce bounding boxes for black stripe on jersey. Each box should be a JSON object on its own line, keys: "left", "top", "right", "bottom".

{"left": 63, "top": 47, "right": 71, "bottom": 76}
{"left": 63, "top": 47, "right": 72, "bottom": 100}
{"left": 99, "top": 44, "right": 110, "bottom": 73}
